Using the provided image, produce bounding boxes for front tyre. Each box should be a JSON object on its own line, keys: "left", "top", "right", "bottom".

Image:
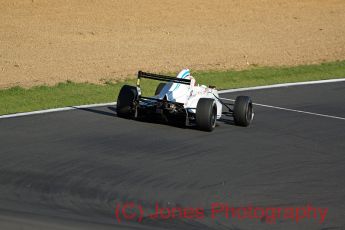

{"left": 116, "top": 85, "right": 138, "bottom": 118}
{"left": 233, "top": 96, "right": 253, "bottom": 127}
{"left": 196, "top": 98, "right": 217, "bottom": 132}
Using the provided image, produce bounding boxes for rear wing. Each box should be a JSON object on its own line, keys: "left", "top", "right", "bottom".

{"left": 137, "top": 71, "right": 191, "bottom": 87}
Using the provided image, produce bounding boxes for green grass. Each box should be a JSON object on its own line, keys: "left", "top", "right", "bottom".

{"left": 1, "top": 60, "right": 344, "bottom": 115}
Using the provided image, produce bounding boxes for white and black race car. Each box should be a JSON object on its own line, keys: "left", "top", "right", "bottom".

{"left": 116, "top": 69, "right": 253, "bottom": 131}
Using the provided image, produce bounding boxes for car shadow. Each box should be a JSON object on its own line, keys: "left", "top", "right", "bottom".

{"left": 75, "top": 106, "right": 237, "bottom": 129}
{"left": 73, "top": 106, "right": 116, "bottom": 117}
{"left": 218, "top": 117, "right": 236, "bottom": 126}
{"left": 107, "top": 106, "right": 117, "bottom": 113}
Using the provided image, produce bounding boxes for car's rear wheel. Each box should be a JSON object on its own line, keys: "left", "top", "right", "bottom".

{"left": 196, "top": 98, "right": 217, "bottom": 131}
{"left": 116, "top": 85, "right": 138, "bottom": 118}
{"left": 155, "top": 83, "right": 166, "bottom": 95}
{"left": 233, "top": 96, "right": 253, "bottom": 127}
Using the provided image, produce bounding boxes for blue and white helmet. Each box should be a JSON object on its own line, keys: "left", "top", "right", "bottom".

{"left": 156, "top": 69, "right": 194, "bottom": 103}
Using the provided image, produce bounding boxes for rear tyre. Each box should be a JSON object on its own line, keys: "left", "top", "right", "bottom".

{"left": 116, "top": 85, "right": 138, "bottom": 118}
{"left": 233, "top": 96, "right": 253, "bottom": 127}
{"left": 155, "top": 83, "right": 166, "bottom": 95}
{"left": 196, "top": 98, "right": 217, "bottom": 132}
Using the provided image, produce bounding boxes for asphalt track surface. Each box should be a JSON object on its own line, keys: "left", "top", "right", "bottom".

{"left": 0, "top": 82, "right": 344, "bottom": 230}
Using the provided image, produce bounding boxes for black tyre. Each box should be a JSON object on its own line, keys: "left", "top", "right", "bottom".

{"left": 116, "top": 85, "right": 138, "bottom": 118}
{"left": 155, "top": 83, "right": 166, "bottom": 95}
{"left": 196, "top": 98, "right": 217, "bottom": 132}
{"left": 233, "top": 96, "right": 253, "bottom": 127}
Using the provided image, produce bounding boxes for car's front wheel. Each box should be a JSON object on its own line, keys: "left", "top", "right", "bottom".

{"left": 196, "top": 98, "right": 217, "bottom": 132}
{"left": 233, "top": 96, "right": 253, "bottom": 127}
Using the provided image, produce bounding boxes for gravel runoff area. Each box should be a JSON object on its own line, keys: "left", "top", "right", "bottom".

{"left": 1, "top": 0, "right": 345, "bottom": 88}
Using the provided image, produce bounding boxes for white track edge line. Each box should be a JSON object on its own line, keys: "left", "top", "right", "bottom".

{"left": 218, "top": 78, "right": 345, "bottom": 93}
{"left": 0, "top": 102, "right": 116, "bottom": 119}
{"left": 0, "top": 78, "right": 344, "bottom": 119}
{"left": 219, "top": 98, "right": 345, "bottom": 121}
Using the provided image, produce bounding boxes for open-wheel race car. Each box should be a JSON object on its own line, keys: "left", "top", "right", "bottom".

{"left": 116, "top": 69, "right": 254, "bottom": 131}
